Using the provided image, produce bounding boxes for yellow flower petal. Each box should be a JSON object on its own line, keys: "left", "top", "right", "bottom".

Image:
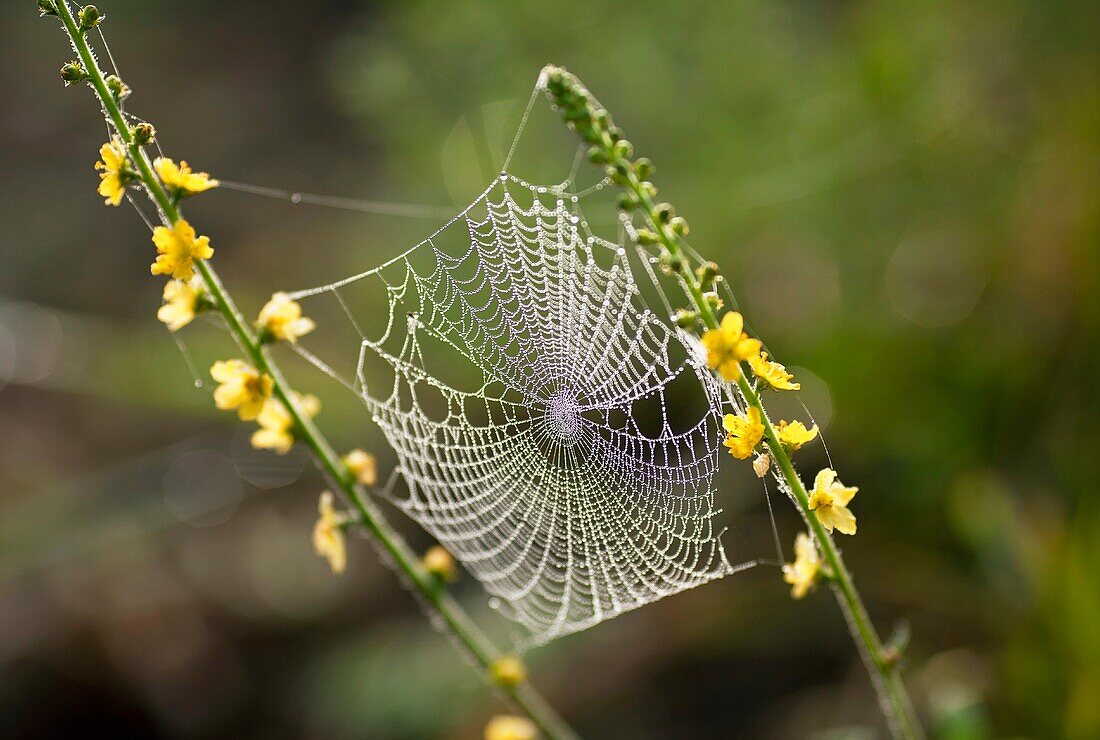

{"left": 251, "top": 393, "right": 320, "bottom": 455}
{"left": 94, "top": 138, "right": 129, "bottom": 206}
{"left": 775, "top": 420, "right": 819, "bottom": 451}
{"left": 422, "top": 545, "right": 457, "bottom": 583}
{"left": 489, "top": 654, "right": 527, "bottom": 688}
{"left": 156, "top": 276, "right": 202, "bottom": 332}
{"left": 209, "top": 359, "right": 273, "bottom": 421}
{"left": 256, "top": 292, "right": 315, "bottom": 343}
{"left": 782, "top": 532, "right": 821, "bottom": 599}
{"left": 701, "top": 311, "right": 762, "bottom": 382}
{"left": 749, "top": 352, "right": 801, "bottom": 391}
{"left": 343, "top": 448, "right": 378, "bottom": 487}
{"left": 484, "top": 715, "right": 537, "bottom": 740}
{"left": 313, "top": 491, "right": 347, "bottom": 574}
{"left": 150, "top": 219, "right": 214, "bottom": 280}
{"left": 155, "top": 156, "right": 219, "bottom": 197}
{"left": 808, "top": 468, "right": 859, "bottom": 535}
{"left": 722, "top": 406, "right": 765, "bottom": 460}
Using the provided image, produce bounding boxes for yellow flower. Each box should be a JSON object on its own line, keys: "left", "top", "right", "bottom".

{"left": 150, "top": 219, "right": 214, "bottom": 280}
{"left": 775, "top": 420, "right": 819, "bottom": 451}
{"left": 154, "top": 156, "right": 219, "bottom": 197}
{"left": 749, "top": 352, "right": 801, "bottom": 391}
{"left": 701, "top": 311, "right": 762, "bottom": 381}
{"left": 484, "top": 715, "right": 537, "bottom": 740}
{"left": 251, "top": 393, "right": 320, "bottom": 455}
{"left": 94, "top": 137, "right": 130, "bottom": 206}
{"left": 782, "top": 532, "right": 821, "bottom": 599}
{"left": 156, "top": 276, "right": 203, "bottom": 332}
{"left": 210, "top": 359, "right": 273, "bottom": 421}
{"left": 256, "top": 292, "right": 316, "bottom": 343}
{"left": 343, "top": 448, "right": 378, "bottom": 487}
{"left": 489, "top": 654, "right": 527, "bottom": 688}
{"left": 722, "top": 406, "right": 765, "bottom": 460}
{"left": 808, "top": 468, "right": 858, "bottom": 535}
{"left": 313, "top": 491, "right": 348, "bottom": 575}
{"left": 422, "top": 545, "right": 457, "bottom": 582}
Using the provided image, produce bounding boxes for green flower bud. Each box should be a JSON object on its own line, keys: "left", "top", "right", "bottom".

{"left": 60, "top": 60, "right": 86, "bottom": 86}
{"left": 613, "top": 139, "right": 634, "bottom": 159}
{"left": 655, "top": 202, "right": 675, "bottom": 223}
{"left": 635, "top": 229, "right": 660, "bottom": 246}
{"left": 131, "top": 122, "right": 156, "bottom": 145}
{"left": 617, "top": 193, "right": 639, "bottom": 211}
{"left": 587, "top": 146, "right": 609, "bottom": 165}
{"left": 105, "top": 74, "right": 130, "bottom": 101}
{"left": 78, "top": 4, "right": 103, "bottom": 31}
{"left": 634, "top": 158, "right": 655, "bottom": 179}
{"left": 669, "top": 216, "right": 690, "bottom": 236}
{"left": 640, "top": 181, "right": 658, "bottom": 198}
{"left": 674, "top": 309, "right": 699, "bottom": 329}
{"left": 704, "top": 291, "right": 724, "bottom": 311}
{"left": 659, "top": 251, "right": 683, "bottom": 274}
{"left": 594, "top": 109, "right": 611, "bottom": 129}
{"left": 696, "top": 261, "right": 719, "bottom": 287}
{"left": 607, "top": 126, "right": 624, "bottom": 143}
{"left": 37, "top": 0, "right": 57, "bottom": 16}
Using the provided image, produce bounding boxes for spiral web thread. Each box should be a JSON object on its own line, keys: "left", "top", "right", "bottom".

{"left": 283, "top": 91, "right": 752, "bottom": 647}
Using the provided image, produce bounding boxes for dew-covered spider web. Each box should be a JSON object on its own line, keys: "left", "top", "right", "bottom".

{"left": 254, "top": 78, "right": 767, "bottom": 646}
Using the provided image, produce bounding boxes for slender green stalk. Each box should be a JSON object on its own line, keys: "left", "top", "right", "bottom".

{"left": 544, "top": 66, "right": 923, "bottom": 739}
{"left": 49, "top": 4, "right": 576, "bottom": 737}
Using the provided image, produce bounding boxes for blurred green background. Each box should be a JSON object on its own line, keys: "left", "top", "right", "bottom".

{"left": 2, "top": 0, "right": 1098, "bottom": 737}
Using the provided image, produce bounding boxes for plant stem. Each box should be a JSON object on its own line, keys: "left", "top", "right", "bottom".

{"left": 52, "top": 4, "right": 577, "bottom": 737}
{"left": 547, "top": 65, "right": 923, "bottom": 739}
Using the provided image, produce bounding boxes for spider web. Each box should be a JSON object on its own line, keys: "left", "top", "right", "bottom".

{"left": 282, "top": 87, "right": 749, "bottom": 647}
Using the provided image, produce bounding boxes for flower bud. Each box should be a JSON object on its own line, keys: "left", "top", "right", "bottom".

{"left": 659, "top": 251, "right": 683, "bottom": 274}
{"left": 60, "top": 60, "right": 86, "bottom": 86}
{"left": 105, "top": 74, "right": 130, "bottom": 101}
{"left": 422, "top": 545, "right": 457, "bottom": 583}
{"left": 607, "top": 125, "right": 624, "bottom": 143}
{"left": 640, "top": 181, "right": 658, "bottom": 198}
{"left": 634, "top": 157, "right": 655, "bottom": 179}
{"left": 131, "top": 122, "right": 156, "bottom": 145}
{"left": 78, "top": 4, "right": 103, "bottom": 31}
{"left": 696, "top": 261, "right": 719, "bottom": 287}
{"left": 587, "top": 146, "right": 609, "bottom": 165}
{"left": 635, "top": 229, "right": 660, "bottom": 246}
{"left": 617, "top": 193, "right": 639, "bottom": 211}
{"left": 669, "top": 216, "right": 690, "bottom": 236}
{"left": 704, "top": 291, "right": 724, "bottom": 311}
{"left": 654, "top": 203, "right": 675, "bottom": 223}
{"left": 613, "top": 139, "right": 634, "bottom": 160}
{"left": 489, "top": 655, "right": 527, "bottom": 688}
{"left": 674, "top": 309, "right": 698, "bottom": 329}
{"left": 37, "top": 0, "right": 57, "bottom": 16}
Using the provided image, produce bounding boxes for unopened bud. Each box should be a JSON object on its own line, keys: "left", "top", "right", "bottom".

{"left": 654, "top": 202, "right": 675, "bottom": 223}
{"left": 489, "top": 655, "right": 527, "bottom": 688}
{"left": 131, "top": 122, "right": 156, "bottom": 145}
{"left": 669, "top": 216, "right": 690, "bottom": 236}
{"left": 635, "top": 228, "right": 660, "bottom": 246}
{"left": 704, "top": 291, "right": 724, "bottom": 311}
{"left": 674, "top": 309, "right": 698, "bottom": 329}
{"left": 659, "top": 251, "right": 683, "bottom": 274}
{"left": 640, "top": 181, "right": 658, "bottom": 198}
{"left": 37, "top": 0, "right": 57, "bottom": 16}
{"left": 634, "top": 157, "right": 655, "bottom": 179}
{"left": 696, "top": 261, "right": 719, "bottom": 287}
{"left": 613, "top": 139, "right": 633, "bottom": 160}
{"left": 607, "top": 125, "right": 624, "bottom": 143}
{"left": 77, "top": 4, "right": 103, "bottom": 31}
{"left": 105, "top": 74, "right": 130, "bottom": 101}
{"left": 60, "top": 60, "right": 86, "bottom": 86}
{"left": 422, "top": 545, "right": 457, "bottom": 583}
{"left": 587, "top": 146, "right": 609, "bottom": 165}
{"left": 617, "top": 193, "right": 639, "bottom": 212}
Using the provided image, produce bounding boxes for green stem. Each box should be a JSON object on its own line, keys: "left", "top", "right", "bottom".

{"left": 52, "top": 4, "right": 577, "bottom": 737}
{"left": 550, "top": 66, "right": 923, "bottom": 739}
